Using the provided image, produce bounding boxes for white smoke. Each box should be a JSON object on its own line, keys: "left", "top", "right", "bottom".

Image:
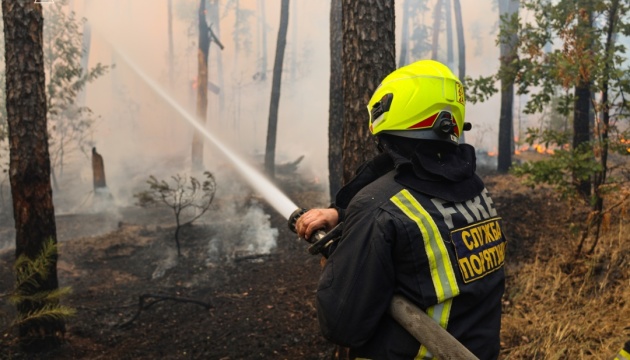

{"left": 239, "top": 201, "right": 278, "bottom": 255}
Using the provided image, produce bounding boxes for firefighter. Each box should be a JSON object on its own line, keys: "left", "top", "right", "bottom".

{"left": 296, "top": 59, "right": 506, "bottom": 360}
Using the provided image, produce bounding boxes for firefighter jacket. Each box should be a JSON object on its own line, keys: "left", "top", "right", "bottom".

{"left": 616, "top": 341, "right": 630, "bottom": 360}
{"left": 317, "top": 143, "right": 506, "bottom": 360}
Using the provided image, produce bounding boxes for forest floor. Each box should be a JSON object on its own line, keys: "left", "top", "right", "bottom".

{"left": 0, "top": 164, "right": 628, "bottom": 359}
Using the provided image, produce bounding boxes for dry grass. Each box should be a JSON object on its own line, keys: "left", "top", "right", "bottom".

{"left": 500, "top": 196, "right": 629, "bottom": 359}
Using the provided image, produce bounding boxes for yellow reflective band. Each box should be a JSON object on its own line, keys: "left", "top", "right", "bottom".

{"left": 617, "top": 348, "right": 630, "bottom": 360}
{"left": 413, "top": 300, "right": 454, "bottom": 360}
{"left": 391, "top": 190, "right": 460, "bottom": 302}
{"left": 415, "top": 345, "right": 434, "bottom": 360}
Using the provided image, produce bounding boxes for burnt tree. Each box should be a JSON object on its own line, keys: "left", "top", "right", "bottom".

{"left": 328, "top": 0, "right": 343, "bottom": 200}
{"left": 192, "top": 0, "right": 210, "bottom": 171}
{"left": 341, "top": 0, "right": 395, "bottom": 184}
{"left": 2, "top": 0, "right": 64, "bottom": 351}
{"left": 91, "top": 147, "right": 106, "bottom": 189}
{"left": 264, "top": 0, "right": 290, "bottom": 178}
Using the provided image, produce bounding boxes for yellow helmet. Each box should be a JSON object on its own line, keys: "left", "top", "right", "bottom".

{"left": 368, "top": 60, "right": 469, "bottom": 145}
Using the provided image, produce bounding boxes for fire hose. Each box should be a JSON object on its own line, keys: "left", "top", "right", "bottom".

{"left": 288, "top": 209, "right": 479, "bottom": 360}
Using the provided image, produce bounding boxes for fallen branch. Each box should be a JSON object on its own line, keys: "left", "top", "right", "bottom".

{"left": 233, "top": 253, "right": 274, "bottom": 263}
{"left": 117, "top": 293, "right": 213, "bottom": 328}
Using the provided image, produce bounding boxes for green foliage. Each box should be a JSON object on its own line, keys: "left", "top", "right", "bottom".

{"left": 134, "top": 171, "right": 217, "bottom": 256}
{"left": 463, "top": 75, "right": 498, "bottom": 104}
{"left": 2, "top": 239, "right": 75, "bottom": 330}
{"left": 511, "top": 143, "right": 603, "bottom": 199}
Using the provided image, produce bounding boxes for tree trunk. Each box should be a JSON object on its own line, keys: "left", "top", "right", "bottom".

{"left": 398, "top": 0, "right": 410, "bottom": 67}
{"left": 192, "top": 0, "right": 210, "bottom": 171}
{"left": 431, "top": 0, "right": 444, "bottom": 60}
{"left": 497, "top": 0, "right": 519, "bottom": 173}
{"left": 572, "top": 0, "right": 594, "bottom": 198}
{"left": 341, "top": 0, "right": 396, "bottom": 184}
{"left": 2, "top": 0, "right": 64, "bottom": 351}
{"left": 208, "top": 0, "right": 225, "bottom": 114}
{"left": 264, "top": 0, "right": 290, "bottom": 178}
{"left": 328, "top": 0, "right": 343, "bottom": 201}
{"left": 91, "top": 147, "right": 106, "bottom": 189}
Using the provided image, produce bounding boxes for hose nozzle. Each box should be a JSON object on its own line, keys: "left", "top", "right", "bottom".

{"left": 288, "top": 208, "right": 307, "bottom": 233}
{"left": 287, "top": 207, "right": 343, "bottom": 257}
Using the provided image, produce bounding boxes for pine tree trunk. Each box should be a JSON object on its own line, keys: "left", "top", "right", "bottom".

{"left": 497, "top": 0, "right": 519, "bottom": 173}
{"left": 192, "top": 0, "right": 210, "bottom": 171}
{"left": 208, "top": 0, "right": 225, "bottom": 113}
{"left": 341, "top": 0, "right": 396, "bottom": 184}
{"left": 264, "top": 0, "right": 290, "bottom": 178}
{"left": 2, "top": 0, "right": 64, "bottom": 351}
{"left": 328, "top": 0, "right": 343, "bottom": 200}
{"left": 572, "top": 0, "right": 594, "bottom": 198}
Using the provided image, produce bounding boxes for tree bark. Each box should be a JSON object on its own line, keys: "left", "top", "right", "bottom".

{"left": 2, "top": 0, "right": 64, "bottom": 351}
{"left": 264, "top": 0, "right": 290, "bottom": 178}
{"left": 341, "top": 0, "right": 396, "bottom": 184}
{"left": 572, "top": 0, "right": 594, "bottom": 198}
{"left": 328, "top": 0, "right": 343, "bottom": 201}
{"left": 192, "top": 0, "right": 210, "bottom": 171}
{"left": 497, "top": 0, "right": 519, "bottom": 173}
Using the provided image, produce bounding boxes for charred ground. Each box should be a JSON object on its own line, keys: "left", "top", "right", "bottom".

{"left": 0, "top": 170, "right": 627, "bottom": 359}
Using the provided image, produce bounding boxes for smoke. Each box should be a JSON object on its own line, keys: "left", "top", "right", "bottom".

{"left": 0, "top": 0, "right": 518, "bottom": 251}
{"left": 239, "top": 201, "right": 278, "bottom": 254}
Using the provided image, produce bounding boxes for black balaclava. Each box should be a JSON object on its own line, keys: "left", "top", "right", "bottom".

{"left": 377, "top": 133, "right": 485, "bottom": 202}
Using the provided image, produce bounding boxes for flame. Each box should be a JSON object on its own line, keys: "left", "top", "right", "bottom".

{"left": 621, "top": 138, "right": 630, "bottom": 153}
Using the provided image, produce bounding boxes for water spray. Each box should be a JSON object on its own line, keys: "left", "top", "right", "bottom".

{"left": 107, "top": 42, "right": 298, "bottom": 220}
{"left": 100, "top": 37, "right": 480, "bottom": 359}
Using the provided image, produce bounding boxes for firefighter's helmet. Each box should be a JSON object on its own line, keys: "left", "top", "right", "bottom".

{"left": 368, "top": 60, "right": 470, "bottom": 145}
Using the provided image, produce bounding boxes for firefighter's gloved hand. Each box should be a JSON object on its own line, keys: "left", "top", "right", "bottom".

{"left": 295, "top": 208, "right": 339, "bottom": 241}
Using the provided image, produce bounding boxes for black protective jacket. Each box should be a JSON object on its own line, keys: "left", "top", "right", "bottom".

{"left": 317, "top": 142, "right": 506, "bottom": 360}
